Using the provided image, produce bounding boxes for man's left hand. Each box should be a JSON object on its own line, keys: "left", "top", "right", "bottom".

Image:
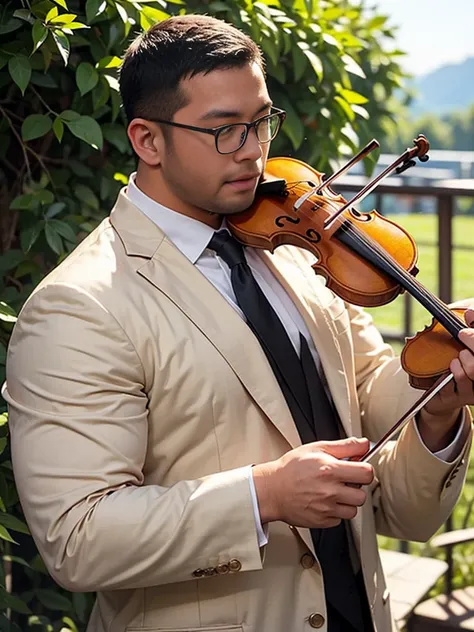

{"left": 417, "top": 306, "right": 474, "bottom": 452}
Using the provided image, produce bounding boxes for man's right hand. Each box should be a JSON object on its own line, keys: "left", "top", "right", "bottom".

{"left": 252, "top": 437, "right": 374, "bottom": 529}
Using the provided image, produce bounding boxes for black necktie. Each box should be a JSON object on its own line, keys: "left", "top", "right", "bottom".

{"left": 208, "top": 230, "right": 373, "bottom": 632}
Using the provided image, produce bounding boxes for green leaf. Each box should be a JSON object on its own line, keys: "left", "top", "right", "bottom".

{"left": 32, "top": 21, "right": 49, "bottom": 52}
{"left": 140, "top": 6, "right": 169, "bottom": 29}
{"left": 103, "top": 124, "right": 130, "bottom": 153}
{"left": 115, "top": 3, "right": 129, "bottom": 23}
{"left": 62, "top": 616, "right": 78, "bottom": 632}
{"left": 53, "top": 117, "right": 64, "bottom": 142}
{"left": 3, "top": 555, "right": 31, "bottom": 569}
{"left": 10, "top": 194, "right": 38, "bottom": 211}
{"left": 65, "top": 116, "right": 103, "bottom": 150}
{"left": 62, "top": 22, "right": 89, "bottom": 30}
{"left": 334, "top": 95, "right": 355, "bottom": 122}
{"left": 278, "top": 95, "right": 304, "bottom": 150}
{"left": 291, "top": 45, "right": 307, "bottom": 82}
{"left": 27, "top": 615, "right": 53, "bottom": 628}
{"left": 339, "top": 89, "right": 368, "bottom": 105}
{"left": 86, "top": 0, "right": 107, "bottom": 23}
{"left": 96, "top": 55, "right": 122, "bottom": 70}
{"left": 208, "top": 1, "right": 230, "bottom": 10}
{"left": 36, "top": 189, "right": 54, "bottom": 205}
{"left": 0, "top": 18, "right": 23, "bottom": 35}
{"left": 342, "top": 54, "right": 366, "bottom": 79}
{"left": 0, "top": 302, "right": 17, "bottom": 323}
{"left": 368, "top": 15, "right": 387, "bottom": 30}
{"left": 36, "top": 589, "right": 72, "bottom": 611}
{"left": 48, "top": 219, "right": 76, "bottom": 243}
{"left": 0, "top": 250, "right": 25, "bottom": 272}
{"left": 0, "top": 587, "right": 30, "bottom": 614}
{"left": 8, "top": 55, "right": 31, "bottom": 95}
{"left": 0, "top": 513, "right": 30, "bottom": 534}
{"left": 20, "top": 223, "right": 42, "bottom": 252}
{"left": 45, "top": 202, "right": 66, "bottom": 218}
{"left": 49, "top": 13, "right": 78, "bottom": 25}
{"left": 75, "top": 184, "right": 99, "bottom": 209}
{"left": 0, "top": 525, "right": 17, "bottom": 544}
{"left": 59, "top": 109, "right": 81, "bottom": 122}
{"left": 351, "top": 104, "right": 370, "bottom": 120}
{"left": 51, "top": 30, "right": 70, "bottom": 65}
{"left": 0, "top": 413, "right": 7, "bottom": 426}
{"left": 21, "top": 114, "right": 52, "bottom": 141}
{"left": 0, "top": 615, "right": 21, "bottom": 632}
{"left": 76, "top": 62, "right": 99, "bottom": 96}
{"left": 13, "top": 9, "right": 35, "bottom": 24}
{"left": 92, "top": 78, "right": 110, "bottom": 110}
{"left": 45, "top": 6, "right": 59, "bottom": 22}
{"left": 44, "top": 222, "right": 63, "bottom": 254}
{"left": 72, "top": 592, "right": 89, "bottom": 623}
{"left": 301, "top": 48, "right": 323, "bottom": 81}
{"left": 322, "top": 33, "right": 340, "bottom": 49}
{"left": 31, "top": 71, "right": 58, "bottom": 89}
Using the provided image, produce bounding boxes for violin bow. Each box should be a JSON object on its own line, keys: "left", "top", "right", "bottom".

{"left": 359, "top": 372, "right": 455, "bottom": 462}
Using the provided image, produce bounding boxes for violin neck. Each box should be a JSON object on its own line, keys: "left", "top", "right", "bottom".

{"left": 335, "top": 221, "right": 465, "bottom": 339}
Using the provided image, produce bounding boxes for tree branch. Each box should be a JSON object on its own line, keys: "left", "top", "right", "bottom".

{"left": 0, "top": 105, "right": 31, "bottom": 181}
{"left": 25, "top": 146, "right": 55, "bottom": 189}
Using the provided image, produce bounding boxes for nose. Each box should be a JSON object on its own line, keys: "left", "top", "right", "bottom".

{"left": 234, "top": 128, "right": 263, "bottom": 162}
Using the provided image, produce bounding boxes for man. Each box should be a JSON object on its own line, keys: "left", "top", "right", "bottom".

{"left": 3, "top": 14, "right": 474, "bottom": 632}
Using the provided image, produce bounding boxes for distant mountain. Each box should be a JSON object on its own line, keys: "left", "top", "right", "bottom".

{"left": 409, "top": 57, "right": 474, "bottom": 116}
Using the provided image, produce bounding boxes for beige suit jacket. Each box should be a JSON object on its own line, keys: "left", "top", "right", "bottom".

{"left": 3, "top": 191, "right": 472, "bottom": 632}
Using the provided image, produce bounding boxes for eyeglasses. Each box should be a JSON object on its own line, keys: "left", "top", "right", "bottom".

{"left": 149, "top": 107, "right": 286, "bottom": 155}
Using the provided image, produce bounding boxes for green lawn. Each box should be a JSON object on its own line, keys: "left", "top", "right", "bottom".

{"left": 372, "top": 213, "right": 474, "bottom": 594}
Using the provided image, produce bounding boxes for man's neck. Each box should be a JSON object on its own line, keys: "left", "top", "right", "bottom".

{"left": 134, "top": 169, "right": 221, "bottom": 229}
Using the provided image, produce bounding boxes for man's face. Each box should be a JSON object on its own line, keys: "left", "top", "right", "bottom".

{"left": 157, "top": 62, "right": 272, "bottom": 218}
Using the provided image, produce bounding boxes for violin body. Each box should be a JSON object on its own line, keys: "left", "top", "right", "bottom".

{"left": 227, "top": 155, "right": 468, "bottom": 390}
{"left": 229, "top": 157, "right": 419, "bottom": 307}
{"left": 402, "top": 308, "right": 466, "bottom": 389}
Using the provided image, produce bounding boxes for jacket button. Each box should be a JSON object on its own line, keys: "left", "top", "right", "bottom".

{"left": 203, "top": 567, "right": 217, "bottom": 576}
{"left": 216, "top": 564, "right": 230, "bottom": 574}
{"left": 228, "top": 559, "right": 242, "bottom": 572}
{"left": 308, "top": 613, "right": 325, "bottom": 628}
{"left": 300, "top": 553, "right": 315, "bottom": 569}
{"left": 192, "top": 569, "right": 204, "bottom": 577}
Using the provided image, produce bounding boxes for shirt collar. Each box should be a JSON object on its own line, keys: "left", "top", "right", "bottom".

{"left": 126, "top": 172, "right": 220, "bottom": 264}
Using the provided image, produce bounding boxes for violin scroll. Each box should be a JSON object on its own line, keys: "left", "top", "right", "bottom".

{"left": 395, "top": 135, "right": 430, "bottom": 175}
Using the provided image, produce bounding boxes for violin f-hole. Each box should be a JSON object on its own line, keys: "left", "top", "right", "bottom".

{"left": 275, "top": 215, "right": 300, "bottom": 227}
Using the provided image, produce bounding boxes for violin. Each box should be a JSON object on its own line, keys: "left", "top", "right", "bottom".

{"left": 226, "top": 138, "right": 468, "bottom": 393}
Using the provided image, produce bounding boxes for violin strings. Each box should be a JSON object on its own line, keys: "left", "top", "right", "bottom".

{"left": 344, "top": 220, "right": 464, "bottom": 332}
{"left": 341, "top": 219, "right": 465, "bottom": 334}
{"left": 346, "top": 221, "right": 462, "bottom": 330}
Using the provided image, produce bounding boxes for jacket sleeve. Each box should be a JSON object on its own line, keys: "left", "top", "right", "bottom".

{"left": 3, "top": 283, "right": 263, "bottom": 592}
{"left": 347, "top": 302, "right": 472, "bottom": 542}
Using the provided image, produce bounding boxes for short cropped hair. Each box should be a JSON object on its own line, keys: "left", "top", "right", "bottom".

{"left": 119, "top": 14, "right": 264, "bottom": 123}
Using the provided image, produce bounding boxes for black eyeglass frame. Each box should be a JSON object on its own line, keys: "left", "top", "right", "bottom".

{"left": 148, "top": 107, "right": 287, "bottom": 155}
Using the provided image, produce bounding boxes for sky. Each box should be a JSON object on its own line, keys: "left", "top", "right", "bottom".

{"left": 369, "top": 0, "right": 474, "bottom": 76}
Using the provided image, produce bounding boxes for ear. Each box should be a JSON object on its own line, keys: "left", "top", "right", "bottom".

{"left": 127, "top": 118, "right": 165, "bottom": 167}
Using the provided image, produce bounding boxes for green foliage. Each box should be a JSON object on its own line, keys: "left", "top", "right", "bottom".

{"left": 0, "top": 0, "right": 407, "bottom": 628}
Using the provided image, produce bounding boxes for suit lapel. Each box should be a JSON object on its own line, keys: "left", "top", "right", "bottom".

{"left": 110, "top": 191, "right": 302, "bottom": 450}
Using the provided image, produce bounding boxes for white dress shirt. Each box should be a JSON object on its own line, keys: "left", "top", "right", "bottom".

{"left": 126, "top": 173, "right": 465, "bottom": 547}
